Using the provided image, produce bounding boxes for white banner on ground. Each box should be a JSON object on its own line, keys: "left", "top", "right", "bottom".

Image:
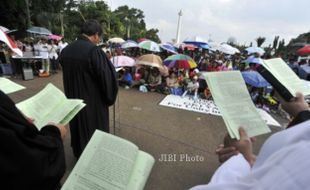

{"left": 159, "top": 95, "right": 221, "bottom": 116}
{"left": 159, "top": 95, "right": 281, "bottom": 127}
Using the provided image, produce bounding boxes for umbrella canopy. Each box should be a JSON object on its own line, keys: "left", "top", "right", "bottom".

{"left": 26, "top": 26, "right": 52, "bottom": 35}
{"left": 138, "top": 40, "right": 161, "bottom": 52}
{"left": 175, "top": 43, "right": 197, "bottom": 51}
{"left": 121, "top": 40, "right": 138, "bottom": 49}
{"left": 297, "top": 45, "right": 310, "bottom": 56}
{"left": 136, "top": 54, "right": 163, "bottom": 68}
{"left": 218, "top": 43, "right": 240, "bottom": 55}
{"left": 245, "top": 47, "right": 265, "bottom": 55}
{"left": 160, "top": 43, "right": 177, "bottom": 54}
{"left": 110, "top": 56, "right": 135, "bottom": 67}
{"left": 164, "top": 54, "right": 197, "bottom": 69}
{"left": 0, "top": 29, "right": 23, "bottom": 56}
{"left": 48, "top": 34, "right": 62, "bottom": 41}
{"left": 183, "top": 36, "right": 207, "bottom": 45}
{"left": 244, "top": 56, "right": 263, "bottom": 64}
{"left": 241, "top": 71, "right": 270, "bottom": 87}
{"left": 208, "top": 42, "right": 221, "bottom": 51}
{"left": 108, "top": 37, "right": 125, "bottom": 44}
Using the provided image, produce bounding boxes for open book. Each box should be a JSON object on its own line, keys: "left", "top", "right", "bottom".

{"left": 204, "top": 71, "right": 271, "bottom": 139}
{"left": 257, "top": 58, "right": 310, "bottom": 101}
{"left": 16, "top": 83, "right": 85, "bottom": 130}
{"left": 62, "top": 130, "right": 155, "bottom": 190}
{"left": 0, "top": 77, "right": 26, "bottom": 94}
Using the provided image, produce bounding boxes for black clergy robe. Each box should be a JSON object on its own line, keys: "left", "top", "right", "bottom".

{"left": 59, "top": 35, "right": 118, "bottom": 158}
{"left": 0, "top": 90, "right": 65, "bottom": 190}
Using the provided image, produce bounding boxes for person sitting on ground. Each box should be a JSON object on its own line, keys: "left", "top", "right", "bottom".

{"left": 118, "top": 67, "right": 133, "bottom": 89}
{"left": 146, "top": 67, "right": 162, "bottom": 92}
{"left": 182, "top": 75, "right": 199, "bottom": 100}
{"left": 190, "top": 92, "right": 310, "bottom": 190}
{"left": 0, "top": 90, "right": 67, "bottom": 190}
{"left": 166, "top": 71, "right": 181, "bottom": 95}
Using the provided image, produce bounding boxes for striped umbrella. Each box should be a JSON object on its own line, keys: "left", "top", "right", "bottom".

{"left": 138, "top": 40, "right": 161, "bottom": 52}
{"left": 160, "top": 43, "right": 177, "bottom": 54}
{"left": 136, "top": 54, "right": 163, "bottom": 68}
{"left": 164, "top": 54, "right": 197, "bottom": 69}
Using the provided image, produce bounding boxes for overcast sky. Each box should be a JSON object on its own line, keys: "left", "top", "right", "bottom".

{"left": 107, "top": 0, "right": 310, "bottom": 46}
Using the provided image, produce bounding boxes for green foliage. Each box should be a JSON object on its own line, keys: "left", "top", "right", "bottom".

{"left": 256, "top": 36, "right": 266, "bottom": 47}
{"left": 0, "top": 0, "right": 160, "bottom": 43}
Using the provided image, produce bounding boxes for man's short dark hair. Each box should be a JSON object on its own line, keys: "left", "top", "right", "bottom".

{"left": 81, "top": 19, "right": 103, "bottom": 36}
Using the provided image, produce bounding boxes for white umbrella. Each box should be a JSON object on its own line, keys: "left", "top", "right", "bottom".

{"left": 121, "top": 40, "right": 138, "bottom": 49}
{"left": 218, "top": 43, "right": 239, "bottom": 55}
{"left": 208, "top": 42, "right": 221, "bottom": 51}
{"left": 245, "top": 47, "right": 265, "bottom": 55}
{"left": 108, "top": 37, "right": 125, "bottom": 44}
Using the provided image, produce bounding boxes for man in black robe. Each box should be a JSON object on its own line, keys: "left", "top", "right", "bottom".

{"left": 59, "top": 20, "right": 118, "bottom": 158}
{"left": 0, "top": 90, "right": 66, "bottom": 190}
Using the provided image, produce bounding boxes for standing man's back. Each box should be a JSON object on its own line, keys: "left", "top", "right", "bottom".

{"left": 59, "top": 20, "right": 118, "bottom": 158}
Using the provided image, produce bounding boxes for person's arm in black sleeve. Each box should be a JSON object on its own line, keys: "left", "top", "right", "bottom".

{"left": 90, "top": 47, "right": 118, "bottom": 106}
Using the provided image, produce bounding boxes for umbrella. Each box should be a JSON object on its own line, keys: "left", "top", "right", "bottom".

{"left": 297, "top": 45, "right": 310, "bottom": 56}
{"left": 48, "top": 34, "right": 62, "bottom": 41}
{"left": 175, "top": 43, "right": 197, "bottom": 51}
{"left": 138, "top": 40, "right": 161, "bottom": 52}
{"left": 183, "top": 36, "right": 207, "bottom": 46}
{"left": 0, "top": 29, "right": 23, "bottom": 56}
{"left": 26, "top": 26, "right": 52, "bottom": 35}
{"left": 160, "top": 43, "right": 177, "bottom": 54}
{"left": 244, "top": 56, "right": 263, "bottom": 64}
{"left": 218, "top": 43, "right": 240, "bottom": 55}
{"left": 245, "top": 47, "right": 265, "bottom": 55}
{"left": 136, "top": 54, "right": 163, "bottom": 68}
{"left": 121, "top": 40, "right": 138, "bottom": 49}
{"left": 110, "top": 56, "right": 135, "bottom": 67}
{"left": 208, "top": 42, "right": 221, "bottom": 51}
{"left": 108, "top": 37, "right": 125, "bottom": 44}
{"left": 164, "top": 54, "right": 197, "bottom": 69}
{"left": 241, "top": 71, "right": 270, "bottom": 87}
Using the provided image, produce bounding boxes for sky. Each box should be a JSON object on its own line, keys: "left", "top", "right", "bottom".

{"left": 107, "top": 0, "right": 310, "bottom": 47}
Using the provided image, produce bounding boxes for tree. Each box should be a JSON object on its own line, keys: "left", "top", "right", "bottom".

{"left": 227, "top": 36, "right": 237, "bottom": 46}
{"left": 256, "top": 36, "right": 266, "bottom": 47}
{"left": 272, "top": 35, "right": 279, "bottom": 50}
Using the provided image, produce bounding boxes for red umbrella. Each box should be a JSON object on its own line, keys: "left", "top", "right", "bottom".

{"left": 297, "top": 45, "right": 310, "bottom": 56}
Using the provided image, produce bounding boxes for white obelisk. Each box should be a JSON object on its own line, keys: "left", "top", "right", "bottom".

{"left": 175, "top": 10, "right": 183, "bottom": 44}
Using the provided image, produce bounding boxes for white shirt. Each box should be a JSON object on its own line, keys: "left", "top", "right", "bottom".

{"left": 191, "top": 120, "right": 310, "bottom": 190}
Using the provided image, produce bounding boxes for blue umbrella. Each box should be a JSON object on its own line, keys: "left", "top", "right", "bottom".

{"left": 160, "top": 43, "right": 177, "bottom": 54}
{"left": 241, "top": 71, "right": 270, "bottom": 87}
{"left": 26, "top": 26, "right": 52, "bottom": 35}
{"left": 244, "top": 56, "right": 263, "bottom": 64}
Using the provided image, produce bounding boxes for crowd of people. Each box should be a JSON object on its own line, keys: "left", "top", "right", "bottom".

{"left": 103, "top": 41, "right": 309, "bottom": 115}
{"left": 0, "top": 35, "right": 68, "bottom": 76}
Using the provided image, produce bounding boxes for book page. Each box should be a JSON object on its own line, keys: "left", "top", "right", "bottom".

{"left": 127, "top": 151, "right": 155, "bottom": 190}
{"left": 204, "top": 71, "right": 271, "bottom": 139}
{"left": 60, "top": 103, "right": 86, "bottom": 125}
{"left": 262, "top": 58, "right": 310, "bottom": 96}
{"left": 16, "top": 83, "right": 84, "bottom": 130}
{"left": 0, "top": 77, "right": 26, "bottom": 94}
{"left": 62, "top": 130, "right": 140, "bottom": 190}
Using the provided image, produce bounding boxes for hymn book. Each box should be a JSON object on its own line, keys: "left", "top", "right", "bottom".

{"left": 16, "top": 83, "right": 85, "bottom": 129}
{"left": 0, "top": 77, "right": 25, "bottom": 94}
{"left": 61, "top": 130, "right": 155, "bottom": 190}
{"left": 204, "top": 71, "right": 270, "bottom": 139}
{"left": 257, "top": 58, "right": 310, "bottom": 101}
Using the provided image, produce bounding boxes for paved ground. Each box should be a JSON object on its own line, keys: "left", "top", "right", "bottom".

{"left": 7, "top": 72, "right": 286, "bottom": 190}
